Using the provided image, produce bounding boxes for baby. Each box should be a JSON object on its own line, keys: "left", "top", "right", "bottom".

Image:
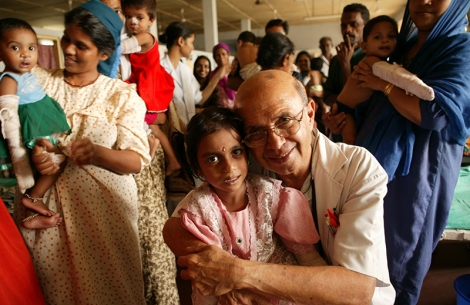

{"left": 337, "top": 15, "right": 434, "bottom": 144}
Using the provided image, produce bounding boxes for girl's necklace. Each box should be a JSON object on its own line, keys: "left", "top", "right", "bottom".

{"left": 64, "top": 73, "right": 101, "bottom": 88}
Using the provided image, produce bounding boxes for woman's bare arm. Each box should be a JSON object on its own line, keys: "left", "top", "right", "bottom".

{"left": 200, "top": 65, "right": 228, "bottom": 105}
{"left": 70, "top": 138, "right": 142, "bottom": 174}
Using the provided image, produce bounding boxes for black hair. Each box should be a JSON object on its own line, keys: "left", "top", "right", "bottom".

{"left": 64, "top": 7, "right": 115, "bottom": 56}
{"left": 256, "top": 32, "right": 294, "bottom": 70}
{"left": 310, "top": 57, "right": 323, "bottom": 71}
{"left": 122, "top": 0, "right": 156, "bottom": 20}
{"left": 363, "top": 15, "right": 398, "bottom": 42}
{"left": 319, "top": 36, "right": 332, "bottom": 45}
{"left": 193, "top": 55, "right": 212, "bottom": 90}
{"left": 172, "top": 107, "right": 245, "bottom": 180}
{"left": 343, "top": 3, "right": 370, "bottom": 23}
{"left": 295, "top": 51, "right": 311, "bottom": 65}
{"left": 0, "top": 18, "right": 36, "bottom": 41}
{"left": 159, "top": 21, "right": 194, "bottom": 50}
{"left": 265, "top": 19, "right": 289, "bottom": 35}
{"left": 237, "top": 31, "right": 256, "bottom": 44}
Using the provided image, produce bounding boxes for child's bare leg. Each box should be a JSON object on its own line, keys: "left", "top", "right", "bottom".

{"left": 342, "top": 114, "right": 358, "bottom": 145}
{"left": 147, "top": 135, "right": 160, "bottom": 159}
{"left": 22, "top": 172, "right": 61, "bottom": 216}
{"left": 149, "top": 124, "right": 180, "bottom": 176}
{"left": 337, "top": 55, "right": 382, "bottom": 108}
{"left": 22, "top": 209, "right": 62, "bottom": 230}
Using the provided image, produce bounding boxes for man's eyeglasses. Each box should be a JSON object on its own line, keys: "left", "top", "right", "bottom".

{"left": 242, "top": 108, "right": 304, "bottom": 148}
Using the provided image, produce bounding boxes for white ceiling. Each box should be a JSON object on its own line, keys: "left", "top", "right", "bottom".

{"left": 0, "top": 0, "right": 408, "bottom": 34}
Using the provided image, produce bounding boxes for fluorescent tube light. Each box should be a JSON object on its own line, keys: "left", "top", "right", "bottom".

{"left": 304, "top": 14, "right": 341, "bottom": 21}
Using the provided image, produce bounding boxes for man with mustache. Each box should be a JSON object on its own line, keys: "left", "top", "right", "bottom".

{"left": 323, "top": 3, "right": 369, "bottom": 110}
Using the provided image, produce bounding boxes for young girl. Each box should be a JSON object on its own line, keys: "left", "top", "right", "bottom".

{"left": 172, "top": 107, "right": 326, "bottom": 305}
{"left": 336, "top": 15, "right": 434, "bottom": 144}
{"left": 121, "top": 0, "right": 180, "bottom": 176}
{"left": 0, "top": 18, "right": 69, "bottom": 229}
{"left": 193, "top": 55, "right": 212, "bottom": 90}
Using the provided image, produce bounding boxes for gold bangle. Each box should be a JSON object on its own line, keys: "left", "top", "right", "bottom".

{"left": 384, "top": 83, "right": 395, "bottom": 97}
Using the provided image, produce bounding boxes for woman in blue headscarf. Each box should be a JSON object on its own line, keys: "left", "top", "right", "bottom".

{"left": 349, "top": 1, "right": 470, "bottom": 304}
{"left": 16, "top": 1, "right": 150, "bottom": 304}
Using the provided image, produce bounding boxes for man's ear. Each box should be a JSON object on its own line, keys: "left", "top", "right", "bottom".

{"left": 149, "top": 17, "right": 156, "bottom": 27}
{"left": 306, "top": 98, "right": 316, "bottom": 128}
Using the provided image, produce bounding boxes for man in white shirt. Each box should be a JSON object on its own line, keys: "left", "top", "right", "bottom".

{"left": 163, "top": 70, "right": 395, "bottom": 305}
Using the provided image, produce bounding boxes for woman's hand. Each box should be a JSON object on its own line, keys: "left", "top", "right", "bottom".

{"left": 70, "top": 138, "right": 95, "bottom": 166}
{"left": 214, "top": 62, "right": 231, "bottom": 80}
{"left": 352, "top": 61, "right": 388, "bottom": 92}
{"left": 31, "top": 139, "right": 60, "bottom": 175}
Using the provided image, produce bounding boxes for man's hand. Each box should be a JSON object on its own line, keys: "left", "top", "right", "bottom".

{"left": 336, "top": 35, "right": 356, "bottom": 71}
{"left": 178, "top": 244, "right": 240, "bottom": 297}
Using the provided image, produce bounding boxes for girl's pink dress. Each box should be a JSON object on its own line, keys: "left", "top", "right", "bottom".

{"left": 179, "top": 174, "right": 320, "bottom": 305}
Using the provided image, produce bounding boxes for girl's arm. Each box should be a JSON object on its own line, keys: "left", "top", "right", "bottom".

{"left": 70, "top": 138, "right": 142, "bottom": 174}
{"left": 0, "top": 75, "right": 18, "bottom": 95}
{"left": 121, "top": 32, "right": 154, "bottom": 54}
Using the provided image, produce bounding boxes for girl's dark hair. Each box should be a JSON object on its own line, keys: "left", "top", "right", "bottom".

{"left": 363, "top": 15, "right": 398, "bottom": 42}
{"left": 193, "top": 55, "right": 212, "bottom": 90}
{"left": 159, "top": 21, "right": 194, "bottom": 50}
{"left": 256, "top": 32, "right": 294, "bottom": 70}
{"left": 310, "top": 57, "right": 323, "bottom": 71}
{"left": 64, "top": 7, "right": 115, "bottom": 56}
{"left": 0, "top": 18, "right": 36, "bottom": 40}
{"left": 295, "top": 51, "right": 311, "bottom": 65}
{"left": 172, "top": 107, "right": 245, "bottom": 180}
{"left": 122, "top": 0, "right": 156, "bottom": 20}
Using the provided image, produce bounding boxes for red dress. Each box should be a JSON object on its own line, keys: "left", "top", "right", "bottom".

{"left": 0, "top": 199, "right": 46, "bottom": 305}
{"left": 127, "top": 36, "right": 174, "bottom": 123}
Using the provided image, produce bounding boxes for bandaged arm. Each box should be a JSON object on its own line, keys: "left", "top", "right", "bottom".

{"left": 121, "top": 36, "right": 142, "bottom": 54}
{"left": 372, "top": 61, "right": 434, "bottom": 101}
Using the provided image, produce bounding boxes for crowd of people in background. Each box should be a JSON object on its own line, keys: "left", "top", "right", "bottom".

{"left": 1, "top": 0, "right": 470, "bottom": 305}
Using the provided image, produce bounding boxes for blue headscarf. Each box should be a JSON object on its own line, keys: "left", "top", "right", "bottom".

{"left": 80, "top": 0, "right": 123, "bottom": 78}
{"left": 360, "top": 0, "right": 470, "bottom": 181}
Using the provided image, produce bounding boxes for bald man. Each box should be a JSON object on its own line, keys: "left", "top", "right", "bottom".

{"left": 163, "top": 70, "right": 395, "bottom": 305}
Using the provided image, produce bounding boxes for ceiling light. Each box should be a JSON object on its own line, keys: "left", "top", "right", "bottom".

{"left": 304, "top": 14, "right": 341, "bottom": 21}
